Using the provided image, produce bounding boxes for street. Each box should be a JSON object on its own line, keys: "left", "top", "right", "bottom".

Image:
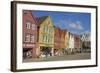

{"left": 23, "top": 52, "right": 91, "bottom": 63}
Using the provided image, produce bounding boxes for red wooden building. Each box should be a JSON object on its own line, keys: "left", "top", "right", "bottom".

{"left": 23, "top": 10, "right": 38, "bottom": 59}
{"left": 54, "top": 27, "right": 62, "bottom": 55}
{"left": 74, "top": 34, "right": 81, "bottom": 52}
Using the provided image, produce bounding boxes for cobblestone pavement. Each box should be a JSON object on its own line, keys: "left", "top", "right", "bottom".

{"left": 23, "top": 52, "right": 91, "bottom": 63}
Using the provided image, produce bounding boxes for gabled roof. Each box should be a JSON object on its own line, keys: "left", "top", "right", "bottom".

{"left": 39, "top": 16, "right": 48, "bottom": 24}
{"left": 54, "top": 26, "right": 62, "bottom": 37}
{"left": 61, "top": 29, "right": 67, "bottom": 37}
{"left": 23, "top": 10, "right": 38, "bottom": 25}
{"left": 36, "top": 16, "right": 49, "bottom": 27}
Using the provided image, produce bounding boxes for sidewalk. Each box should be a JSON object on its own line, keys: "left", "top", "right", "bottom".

{"left": 23, "top": 52, "right": 91, "bottom": 63}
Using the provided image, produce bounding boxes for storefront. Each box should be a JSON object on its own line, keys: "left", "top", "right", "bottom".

{"left": 23, "top": 43, "right": 37, "bottom": 59}
{"left": 40, "top": 46, "right": 52, "bottom": 57}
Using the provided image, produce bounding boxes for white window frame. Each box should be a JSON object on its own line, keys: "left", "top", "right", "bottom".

{"left": 30, "top": 35, "right": 34, "bottom": 42}
{"left": 25, "top": 34, "right": 30, "bottom": 42}
{"left": 26, "top": 21, "right": 31, "bottom": 29}
{"left": 32, "top": 24, "right": 35, "bottom": 30}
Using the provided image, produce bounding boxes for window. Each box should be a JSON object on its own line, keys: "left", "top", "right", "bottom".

{"left": 44, "top": 35, "right": 47, "bottom": 42}
{"left": 48, "top": 36, "right": 52, "bottom": 43}
{"left": 44, "top": 26, "right": 48, "bottom": 32}
{"left": 42, "top": 35, "right": 45, "bottom": 42}
{"left": 30, "top": 35, "right": 34, "bottom": 42}
{"left": 46, "top": 36, "right": 48, "bottom": 43}
{"left": 26, "top": 21, "right": 31, "bottom": 29}
{"left": 47, "top": 27, "right": 53, "bottom": 33}
{"left": 45, "top": 26, "right": 47, "bottom": 32}
{"left": 47, "top": 28, "right": 50, "bottom": 33}
{"left": 32, "top": 24, "right": 35, "bottom": 30}
{"left": 48, "top": 21, "right": 50, "bottom": 24}
{"left": 43, "top": 35, "right": 47, "bottom": 42}
{"left": 25, "top": 34, "right": 30, "bottom": 42}
{"left": 43, "top": 26, "right": 45, "bottom": 31}
{"left": 25, "top": 34, "right": 34, "bottom": 43}
{"left": 48, "top": 28, "right": 52, "bottom": 33}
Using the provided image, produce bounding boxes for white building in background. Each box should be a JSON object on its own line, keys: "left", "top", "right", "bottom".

{"left": 80, "top": 32, "right": 91, "bottom": 52}
{"left": 69, "top": 33, "right": 74, "bottom": 53}
{"left": 80, "top": 32, "right": 90, "bottom": 42}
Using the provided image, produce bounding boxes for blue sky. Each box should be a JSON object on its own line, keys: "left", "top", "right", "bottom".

{"left": 32, "top": 10, "right": 91, "bottom": 34}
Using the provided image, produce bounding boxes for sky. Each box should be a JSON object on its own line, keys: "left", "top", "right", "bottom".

{"left": 32, "top": 10, "right": 91, "bottom": 34}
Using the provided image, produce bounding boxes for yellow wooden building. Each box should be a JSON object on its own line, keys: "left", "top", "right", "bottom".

{"left": 37, "top": 16, "right": 54, "bottom": 57}
{"left": 60, "top": 29, "right": 66, "bottom": 49}
{"left": 65, "top": 31, "right": 69, "bottom": 49}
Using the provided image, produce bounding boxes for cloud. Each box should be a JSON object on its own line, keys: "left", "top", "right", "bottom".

{"left": 69, "top": 21, "right": 83, "bottom": 30}
{"left": 54, "top": 19, "right": 69, "bottom": 29}
{"left": 54, "top": 19, "right": 84, "bottom": 30}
